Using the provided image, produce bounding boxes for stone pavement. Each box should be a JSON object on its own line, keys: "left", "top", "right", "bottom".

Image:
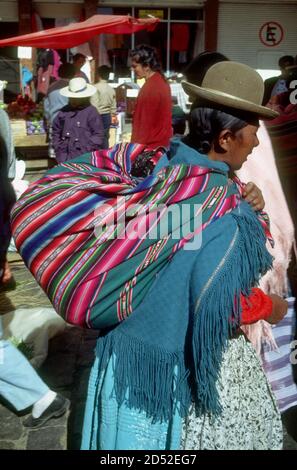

{"left": 0, "top": 126, "right": 134, "bottom": 451}
{"left": 1, "top": 255, "right": 297, "bottom": 450}
{"left": 0, "top": 255, "right": 99, "bottom": 450}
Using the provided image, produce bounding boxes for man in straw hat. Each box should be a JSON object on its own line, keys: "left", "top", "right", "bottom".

{"left": 52, "top": 77, "right": 104, "bottom": 163}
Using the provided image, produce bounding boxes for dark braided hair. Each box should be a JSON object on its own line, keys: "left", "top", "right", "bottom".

{"left": 130, "top": 151, "right": 156, "bottom": 177}
{"left": 130, "top": 44, "right": 162, "bottom": 73}
{"left": 182, "top": 107, "right": 258, "bottom": 154}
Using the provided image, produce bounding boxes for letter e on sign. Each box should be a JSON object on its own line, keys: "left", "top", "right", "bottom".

{"left": 259, "top": 22, "right": 284, "bottom": 47}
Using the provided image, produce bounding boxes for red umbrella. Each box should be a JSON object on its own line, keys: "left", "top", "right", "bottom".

{"left": 0, "top": 14, "right": 159, "bottom": 49}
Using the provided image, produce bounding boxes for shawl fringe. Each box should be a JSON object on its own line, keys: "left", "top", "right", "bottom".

{"left": 95, "top": 207, "right": 273, "bottom": 422}
{"left": 192, "top": 207, "right": 273, "bottom": 415}
{"left": 95, "top": 331, "right": 191, "bottom": 423}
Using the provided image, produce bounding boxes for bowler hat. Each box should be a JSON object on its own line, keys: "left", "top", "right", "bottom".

{"left": 182, "top": 61, "right": 278, "bottom": 120}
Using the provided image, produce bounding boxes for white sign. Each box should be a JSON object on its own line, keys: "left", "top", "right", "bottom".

{"left": 126, "top": 89, "right": 139, "bottom": 98}
{"left": 17, "top": 47, "right": 32, "bottom": 59}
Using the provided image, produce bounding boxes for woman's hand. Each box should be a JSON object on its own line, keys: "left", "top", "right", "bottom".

{"left": 242, "top": 182, "right": 265, "bottom": 211}
{"left": 266, "top": 294, "right": 288, "bottom": 324}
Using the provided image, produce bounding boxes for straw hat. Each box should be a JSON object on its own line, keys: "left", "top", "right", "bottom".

{"left": 60, "top": 77, "right": 96, "bottom": 98}
{"left": 182, "top": 61, "right": 278, "bottom": 120}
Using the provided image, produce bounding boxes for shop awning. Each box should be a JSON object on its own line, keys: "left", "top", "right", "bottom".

{"left": 0, "top": 14, "right": 159, "bottom": 49}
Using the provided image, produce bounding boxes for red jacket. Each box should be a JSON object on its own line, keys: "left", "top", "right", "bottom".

{"left": 131, "top": 72, "right": 172, "bottom": 149}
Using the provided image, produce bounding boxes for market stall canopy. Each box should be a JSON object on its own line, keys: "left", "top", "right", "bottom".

{"left": 0, "top": 14, "right": 160, "bottom": 49}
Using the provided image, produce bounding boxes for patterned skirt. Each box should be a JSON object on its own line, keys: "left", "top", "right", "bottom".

{"left": 181, "top": 334, "right": 283, "bottom": 450}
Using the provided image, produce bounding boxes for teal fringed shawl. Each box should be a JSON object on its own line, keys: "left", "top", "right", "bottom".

{"left": 93, "top": 141, "right": 273, "bottom": 423}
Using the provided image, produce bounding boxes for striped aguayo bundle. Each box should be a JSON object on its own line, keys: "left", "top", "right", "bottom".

{"left": 265, "top": 103, "right": 297, "bottom": 232}
{"left": 11, "top": 143, "right": 241, "bottom": 329}
{"left": 266, "top": 104, "right": 297, "bottom": 177}
{"left": 261, "top": 297, "right": 297, "bottom": 413}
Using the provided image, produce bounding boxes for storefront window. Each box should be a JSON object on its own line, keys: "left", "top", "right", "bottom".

{"left": 97, "top": 5, "right": 204, "bottom": 78}
{"left": 136, "top": 8, "right": 168, "bottom": 20}
{"left": 171, "top": 9, "right": 203, "bottom": 21}
{"left": 0, "top": 23, "right": 23, "bottom": 101}
{"left": 97, "top": 7, "right": 131, "bottom": 77}
{"left": 111, "top": 7, "right": 132, "bottom": 16}
{"left": 134, "top": 22, "right": 166, "bottom": 70}
{"left": 135, "top": 7, "right": 204, "bottom": 75}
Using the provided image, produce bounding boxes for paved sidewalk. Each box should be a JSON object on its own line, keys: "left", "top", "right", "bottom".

{"left": 1, "top": 256, "right": 297, "bottom": 450}
{"left": 0, "top": 256, "right": 98, "bottom": 450}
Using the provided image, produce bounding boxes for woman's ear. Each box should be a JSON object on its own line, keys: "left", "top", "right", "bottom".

{"left": 218, "top": 129, "right": 234, "bottom": 152}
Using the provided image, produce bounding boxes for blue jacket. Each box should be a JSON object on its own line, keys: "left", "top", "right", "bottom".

{"left": 44, "top": 79, "right": 69, "bottom": 124}
{"left": 52, "top": 104, "right": 104, "bottom": 163}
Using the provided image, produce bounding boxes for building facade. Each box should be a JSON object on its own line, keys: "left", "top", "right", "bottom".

{"left": 0, "top": 1, "right": 296, "bottom": 74}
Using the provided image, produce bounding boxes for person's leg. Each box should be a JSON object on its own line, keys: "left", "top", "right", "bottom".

{"left": 0, "top": 318, "right": 70, "bottom": 427}
{"left": 0, "top": 319, "right": 49, "bottom": 411}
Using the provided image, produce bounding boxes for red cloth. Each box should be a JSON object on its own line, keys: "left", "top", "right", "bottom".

{"left": 240, "top": 288, "right": 272, "bottom": 325}
{"left": 131, "top": 73, "right": 172, "bottom": 149}
{"left": 171, "top": 24, "right": 190, "bottom": 52}
{"left": 0, "top": 15, "right": 159, "bottom": 49}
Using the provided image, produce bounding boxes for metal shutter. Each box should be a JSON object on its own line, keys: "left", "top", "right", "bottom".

{"left": 218, "top": 2, "right": 297, "bottom": 69}
{"left": 0, "top": 1, "right": 18, "bottom": 22}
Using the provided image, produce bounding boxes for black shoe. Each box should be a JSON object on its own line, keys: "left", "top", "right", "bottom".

{"left": 23, "top": 394, "right": 70, "bottom": 429}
